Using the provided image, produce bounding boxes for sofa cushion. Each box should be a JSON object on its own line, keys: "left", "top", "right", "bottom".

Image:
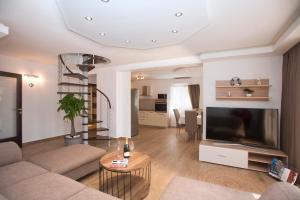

{"left": 0, "top": 142, "right": 22, "bottom": 167}
{"left": 28, "top": 144, "right": 105, "bottom": 174}
{"left": 0, "top": 194, "right": 8, "bottom": 200}
{"left": 0, "top": 161, "right": 48, "bottom": 189}
{"left": 67, "top": 188, "right": 120, "bottom": 200}
{"left": 259, "top": 182, "right": 300, "bottom": 200}
{"left": 160, "top": 177, "right": 257, "bottom": 200}
{"left": 0, "top": 172, "right": 85, "bottom": 200}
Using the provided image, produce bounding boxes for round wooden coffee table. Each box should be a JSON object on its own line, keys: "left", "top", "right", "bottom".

{"left": 99, "top": 151, "right": 151, "bottom": 200}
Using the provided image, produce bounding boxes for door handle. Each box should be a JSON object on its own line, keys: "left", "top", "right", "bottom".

{"left": 16, "top": 108, "right": 22, "bottom": 115}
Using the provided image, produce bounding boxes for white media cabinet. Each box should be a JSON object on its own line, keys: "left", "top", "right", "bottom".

{"left": 199, "top": 140, "right": 288, "bottom": 172}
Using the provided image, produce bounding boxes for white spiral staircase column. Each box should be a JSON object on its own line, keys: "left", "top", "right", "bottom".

{"left": 82, "top": 67, "right": 89, "bottom": 142}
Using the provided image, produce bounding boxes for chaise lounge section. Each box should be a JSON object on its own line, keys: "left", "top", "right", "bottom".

{"left": 0, "top": 142, "right": 119, "bottom": 200}
{"left": 160, "top": 176, "right": 300, "bottom": 200}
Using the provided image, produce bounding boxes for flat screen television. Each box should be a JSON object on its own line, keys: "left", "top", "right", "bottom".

{"left": 206, "top": 107, "right": 279, "bottom": 149}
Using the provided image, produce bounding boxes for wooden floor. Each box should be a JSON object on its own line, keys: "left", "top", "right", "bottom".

{"left": 23, "top": 126, "right": 276, "bottom": 200}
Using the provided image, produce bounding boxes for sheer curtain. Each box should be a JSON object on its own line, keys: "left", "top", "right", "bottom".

{"left": 169, "top": 85, "right": 192, "bottom": 126}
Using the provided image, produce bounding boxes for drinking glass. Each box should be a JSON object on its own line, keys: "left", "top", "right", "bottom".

{"left": 129, "top": 139, "right": 135, "bottom": 153}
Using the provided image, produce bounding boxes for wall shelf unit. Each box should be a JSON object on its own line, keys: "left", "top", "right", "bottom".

{"left": 216, "top": 79, "right": 271, "bottom": 101}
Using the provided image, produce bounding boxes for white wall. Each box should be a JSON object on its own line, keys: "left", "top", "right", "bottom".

{"left": 96, "top": 68, "right": 131, "bottom": 138}
{"left": 132, "top": 77, "right": 203, "bottom": 108}
{"left": 116, "top": 71, "right": 131, "bottom": 137}
{"left": 202, "top": 55, "right": 283, "bottom": 138}
{"left": 0, "top": 54, "right": 68, "bottom": 143}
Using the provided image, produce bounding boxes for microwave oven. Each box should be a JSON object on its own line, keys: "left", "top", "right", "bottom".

{"left": 158, "top": 94, "right": 167, "bottom": 99}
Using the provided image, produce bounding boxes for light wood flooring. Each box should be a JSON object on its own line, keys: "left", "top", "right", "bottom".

{"left": 23, "top": 126, "right": 276, "bottom": 200}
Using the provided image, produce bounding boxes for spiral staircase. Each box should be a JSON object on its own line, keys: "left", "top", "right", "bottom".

{"left": 57, "top": 53, "right": 111, "bottom": 142}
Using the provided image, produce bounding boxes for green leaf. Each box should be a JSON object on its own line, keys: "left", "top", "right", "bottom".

{"left": 57, "top": 94, "right": 85, "bottom": 121}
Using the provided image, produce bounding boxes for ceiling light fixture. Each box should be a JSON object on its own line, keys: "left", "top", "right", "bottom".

{"left": 137, "top": 73, "right": 145, "bottom": 80}
{"left": 172, "top": 30, "right": 178, "bottom": 33}
{"left": 99, "top": 32, "right": 106, "bottom": 36}
{"left": 85, "top": 16, "right": 93, "bottom": 21}
{"left": 175, "top": 12, "right": 183, "bottom": 17}
{"left": 125, "top": 40, "right": 130, "bottom": 43}
{"left": 151, "top": 39, "right": 157, "bottom": 43}
{"left": 101, "top": 0, "right": 110, "bottom": 2}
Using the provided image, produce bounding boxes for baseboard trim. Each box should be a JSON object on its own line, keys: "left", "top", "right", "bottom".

{"left": 22, "top": 135, "right": 65, "bottom": 147}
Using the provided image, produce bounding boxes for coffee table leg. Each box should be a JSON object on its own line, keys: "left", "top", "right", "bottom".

{"left": 117, "top": 172, "right": 119, "bottom": 198}
{"left": 130, "top": 171, "right": 132, "bottom": 200}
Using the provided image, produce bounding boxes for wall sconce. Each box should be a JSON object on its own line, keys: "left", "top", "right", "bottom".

{"left": 23, "top": 74, "right": 39, "bottom": 87}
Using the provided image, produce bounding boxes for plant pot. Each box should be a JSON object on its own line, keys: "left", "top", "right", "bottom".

{"left": 64, "top": 135, "right": 82, "bottom": 146}
{"left": 245, "top": 93, "right": 253, "bottom": 97}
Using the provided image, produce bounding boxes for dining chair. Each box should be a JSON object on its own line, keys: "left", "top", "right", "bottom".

{"left": 173, "top": 109, "right": 185, "bottom": 135}
{"left": 185, "top": 110, "right": 198, "bottom": 141}
{"left": 197, "top": 110, "right": 203, "bottom": 140}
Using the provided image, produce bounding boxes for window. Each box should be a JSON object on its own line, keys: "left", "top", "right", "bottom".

{"left": 169, "top": 85, "right": 192, "bottom": 126}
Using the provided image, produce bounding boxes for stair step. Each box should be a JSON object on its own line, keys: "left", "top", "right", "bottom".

{"left": 82, "top": 120, "right": 103, "bottom": 125}
{"left": 77, "top": 127, "right": 109, "bottom": 134}
{"left": 85, "top": 135, "right": 110, "bottom": 140}
{"left": 58, "top": 82, "right": 88, "bottom": 87}
{"left": 95, "top": 135, "right": 110, "bottom": 140}
{"left": 77, "top": 64, "right": 95, "bottom": 72}
{"left": 63, "top": 73, "right": 87, "bottom": 80}
{"left": 90, "top": 127, "right": 109, "bottom": 132}
{"left": 57, "top": 92, "right": 90, "bottom": 95}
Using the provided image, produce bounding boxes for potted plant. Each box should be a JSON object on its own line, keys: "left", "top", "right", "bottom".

{"left": 243, "top": 88, "right": 254, "bottom": 97}
{"left": 57, "top": 94, "right": 85, "bottom": 145}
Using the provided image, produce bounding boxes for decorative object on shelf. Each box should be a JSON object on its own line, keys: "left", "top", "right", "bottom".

{"left": 23, "top": 74, "right": 39, "bottom": 87}
{"left": 230, "top": 76, "right": 242, "bottom": 86}
{"left": 243, "top": 88, "right": 254, "bottom": 97}
{"left": 57, "top": 94, "right": 85, "bottom": 145}
{"left": 256, "top": 77, "right": 262, "bottom": 85}
{"left": 227, "top": 91, "right": 231, "bottom": 97}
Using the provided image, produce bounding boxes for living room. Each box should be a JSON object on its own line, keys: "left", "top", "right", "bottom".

{"left": 1, "top": 0, "right": 300, "bottom": 200}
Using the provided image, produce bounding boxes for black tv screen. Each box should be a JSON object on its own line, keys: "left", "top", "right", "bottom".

{"left": 206, "top": 107, "right": 279, "bottom": 148}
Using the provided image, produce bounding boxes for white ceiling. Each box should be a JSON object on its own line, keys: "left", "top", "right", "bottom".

{"left": 0, "top": 0, "right": 299, "bottom": 66}
{"left": 131, "top": 65, "right": 202, "bottom": 80}
{"left": 57, "top": 0, "right": 208, "bottom": 49}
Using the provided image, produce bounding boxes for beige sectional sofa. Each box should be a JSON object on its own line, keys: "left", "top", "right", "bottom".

{"left": 0, "top": 142, "right": 119, "bottom": 200}
{"left": 160, "top": 176, "right": 300, "bottom": 200}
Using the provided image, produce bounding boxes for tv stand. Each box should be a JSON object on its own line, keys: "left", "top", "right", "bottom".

{"left": 199, "top": 140, "right": 288, "bottom": 172}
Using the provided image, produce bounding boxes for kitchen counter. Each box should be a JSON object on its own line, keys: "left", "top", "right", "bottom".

{"left": 138, "top": 110, "right": 169, "bottom": 127}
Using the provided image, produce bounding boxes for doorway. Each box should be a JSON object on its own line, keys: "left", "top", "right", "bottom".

{"left": 0, "top": 71, "right": 22, "bottom": 146}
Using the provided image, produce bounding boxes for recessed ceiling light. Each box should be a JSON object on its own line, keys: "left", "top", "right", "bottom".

{"left": 175, "top": 12, "right": 183, "bottom": 17}
{"left": 101, "top": 0, "right": 110, "bottom": 2}
{"left": 172, "top": 30, "right": 178, "bottom": 33}
{"left": 99, "top": 32, "right": 106, "bottom": 36}
{"left": 151, "top": 39, "right": 157, "bottom": 43}
{"left": 125, "top": 40, "right": 130, "bottom": 43}
{"left": 85, "top": 16, "right": 93, "bottom": 21}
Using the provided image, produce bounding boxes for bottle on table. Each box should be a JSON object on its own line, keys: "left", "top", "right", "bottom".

{"left": 123, "top": 137, "right": 130, "bottom": 159}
